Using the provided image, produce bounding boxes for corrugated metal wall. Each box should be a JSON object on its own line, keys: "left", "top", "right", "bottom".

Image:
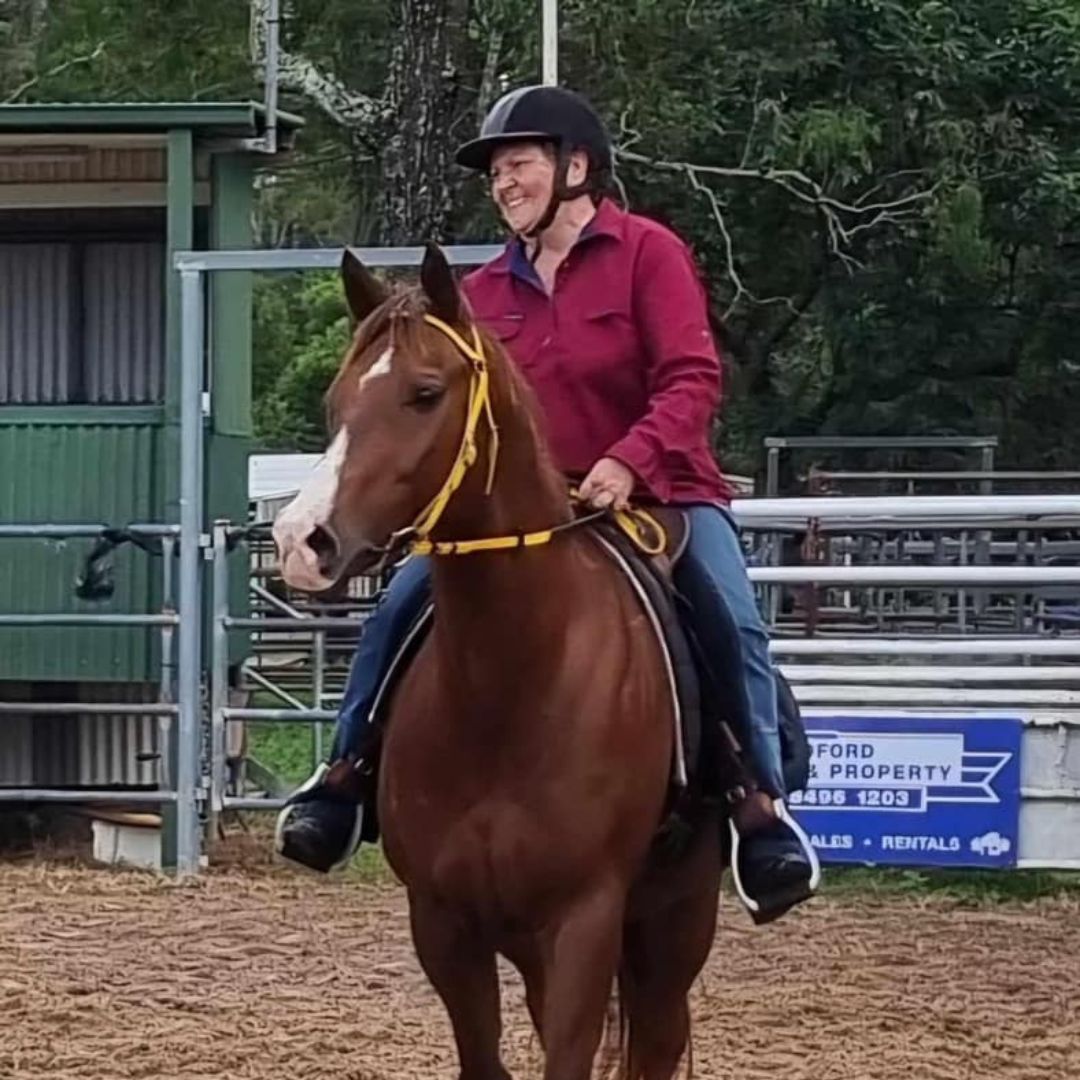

{"left": 0, "top": 421, "right": 161, "bottom": 681}
{"left": 36, "top": 685, "right": 159, "bottom": 788}
{"left": 0, "top": 241, "right": 164, "bottom": 404}
{"left": 0, "top": 714, "right": 33, "bottom": 786}
{"left": 84, "top": 242, "right": 165, "bottom": 402}
{"left": 0, "top": 683, "right": 160, "bottom": 788}
{"left": 0, "top": 243, "right": 73, "bottom": 403}
{"left": 74, "top": 683, "right": 160, "bottom": 787}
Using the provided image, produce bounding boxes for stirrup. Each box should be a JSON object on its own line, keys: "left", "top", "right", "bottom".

{"left": 729, "top": 799, "right": 821, "bottom": 926}
{"left": 273, "top": 763, "right": 366, "bottom": 873}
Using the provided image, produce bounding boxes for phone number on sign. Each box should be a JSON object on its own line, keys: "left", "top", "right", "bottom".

{"left": 790, "top": 787, "right": 926, "bottom": 810}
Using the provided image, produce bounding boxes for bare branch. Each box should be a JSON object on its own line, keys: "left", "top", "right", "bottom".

{"left": 250, "top": 0, "right": 382, "bottom": 134}
{"left": 620, "top": 148, "right": 936, "bottom": 218}
{"left": 739, "top": 71, "right": 765, "bottom": 170}
{"left": 683, "top": 166, "right": 800, "bottom": 320}
{"left": 3, "top": 40, "right": 105, "bottom": 104}
{"left": 618, "top": 145, "right": 937, "bottom": 291}
{"left": 854, "top": 169, "right": 933, "bottom": 206}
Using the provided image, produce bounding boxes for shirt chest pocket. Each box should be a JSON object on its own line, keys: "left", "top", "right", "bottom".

{"left": 478, "top": 311, "right": 525, "bottom": 345}
{"left": 574, "top": 304, "right": 642, "bottom": 394}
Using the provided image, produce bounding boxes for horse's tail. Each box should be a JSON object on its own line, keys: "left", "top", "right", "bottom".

{"left": 604, "top": 967, "right": 694, "bottom": 1079}
{"left": 598, "top": 975, "right": 629, "bottom": 1080}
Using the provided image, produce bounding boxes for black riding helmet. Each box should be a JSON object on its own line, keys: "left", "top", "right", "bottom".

{"left": 455, "top": 85, "right": 613, "bottom": 238}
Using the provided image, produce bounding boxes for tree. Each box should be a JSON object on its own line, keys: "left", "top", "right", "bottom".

{"left": 22, "top": 0, "right": 1080, "bottom": 470}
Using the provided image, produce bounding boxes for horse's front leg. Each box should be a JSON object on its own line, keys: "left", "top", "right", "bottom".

{"left": 408, "top": 891, "right": 513, "bottom": 1080}
{"left": 536, "top": 881, "right": 626, "bottom": 1080}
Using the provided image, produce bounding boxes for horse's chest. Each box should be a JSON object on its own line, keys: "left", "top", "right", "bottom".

{"left": 378, "top": 621, "right": 672, "bottom": 916}
{"left": 381, "top": 786, "right": 588, "bottom": 918}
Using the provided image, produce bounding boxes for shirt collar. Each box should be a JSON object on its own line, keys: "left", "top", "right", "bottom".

{"left": 491, "top": 197, "right": 626, "bottom": 282}
{"left": 579, "top": 197, "right": 625, "bottom": 242}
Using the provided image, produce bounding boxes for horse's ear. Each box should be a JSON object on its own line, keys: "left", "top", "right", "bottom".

{"left": 341, "top": 248, "right": 387, "bottom": 323}
{"left": 420, "top": 241, "right": 462, "bottom": 325}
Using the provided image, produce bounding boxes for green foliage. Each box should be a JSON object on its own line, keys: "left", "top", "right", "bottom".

{"left": 33, "top": 0, "right": 250, "bottom": 101}
{"left": 252, "top": 273, "right": 352, "bottom": 450}
{"left": 930, "top": 183, "right": 992, "bottom": 284}
{"left": 824, "top": 866, "right": 1080, "bottom": 904}
{"left": 247, "top": 719, "right": 327, "bottom": 787}
{"left": 21, "top": 0, "right": 1080, "bottom": 472}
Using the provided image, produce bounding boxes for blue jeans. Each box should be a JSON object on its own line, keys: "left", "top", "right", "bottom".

{"left": 331, "top": 554, "right": 432, "bottom": 760}
{"left": 332, "top": 506, "right": 786, "bottom": 797}
{"left": 676, "top": 506, "right": 786, "bottom": 797}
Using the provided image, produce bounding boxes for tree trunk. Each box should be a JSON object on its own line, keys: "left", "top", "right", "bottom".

{"left": 377, "top": 0, "right": 466, "bottom": 244}
{"left": 1, "top": 0, "right": 49, "bottom": 97}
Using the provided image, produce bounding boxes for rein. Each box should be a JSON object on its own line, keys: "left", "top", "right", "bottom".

{"left": 378, "top": 313, "right": 666, "bottom": 562}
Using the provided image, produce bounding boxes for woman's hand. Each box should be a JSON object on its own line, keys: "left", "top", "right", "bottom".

{"left": 579, "top": 457, "right": 636, "bottom": 511}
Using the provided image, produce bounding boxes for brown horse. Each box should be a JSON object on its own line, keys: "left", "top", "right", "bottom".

{"left": 274, "top": 245, "right": 723, "bottom": 1080}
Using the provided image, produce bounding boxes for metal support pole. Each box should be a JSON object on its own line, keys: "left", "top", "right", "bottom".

{"left": 210, "top": 523, "right": 230, "bottom": 818}
{"left": 749, "top": 565, "right": 1080, "bottom": 586}
{"left": 541, "top": 0, "right": 558, "bottom": 85}
{"left": 313, "top": 630, "right": 326, "bottom": 765}
{"left": 0, "top": 702, "right": 178, "bottom": 715}
{"left": 764, "top": 444, "right": 782, "bottom": 628}
{"left": 158, "top": 534, "right": 177, "bottom": 797}
{"left": 263, "top": 0, "right": 280, "bottom": 155}
{"left": 958, "top": 530, "right": 968, "bottom": 634}
{"left": 176, "top": 268, "right": 204, "bottom": 875}
{"left": 160, "top": 536, "right": 176, "bottom": 703}
{"left": 0, "top": 789, "right": 179, "bottom": 804}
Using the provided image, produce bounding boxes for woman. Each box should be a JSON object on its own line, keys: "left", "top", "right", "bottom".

{"left": 276, "top": 85, "right": 817, "bottom": 923}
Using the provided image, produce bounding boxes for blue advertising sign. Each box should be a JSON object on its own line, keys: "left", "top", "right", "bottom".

{"left": 789, "top": 715, "right": 1023, "bottom": 868}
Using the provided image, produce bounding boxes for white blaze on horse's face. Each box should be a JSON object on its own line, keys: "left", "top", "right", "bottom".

{"left": 273, "top": 427, "right": 350, "bottom": 591}
{"left": 359, "top": 345, "right": 394, "bottom": 388}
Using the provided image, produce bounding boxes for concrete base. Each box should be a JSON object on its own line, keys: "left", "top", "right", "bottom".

{"left": 91, "top": 812, "right": 162, "bottom": 871}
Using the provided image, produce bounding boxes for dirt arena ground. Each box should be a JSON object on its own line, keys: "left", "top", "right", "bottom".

{"left": 1, "top": 832, "right": 1078, "bottom": 1080}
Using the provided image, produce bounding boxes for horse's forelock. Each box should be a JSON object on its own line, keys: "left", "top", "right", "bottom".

{"left": 328, "top": 288, "right": 416, "bottom": 406}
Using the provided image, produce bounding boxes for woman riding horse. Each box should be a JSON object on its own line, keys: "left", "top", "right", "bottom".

{"left": 275, "top": 85, "right": 817, "bottom": 923}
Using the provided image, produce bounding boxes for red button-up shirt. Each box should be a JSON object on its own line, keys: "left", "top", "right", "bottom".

{"left": 461, "top": 199, "right": 731, "bottom": 505}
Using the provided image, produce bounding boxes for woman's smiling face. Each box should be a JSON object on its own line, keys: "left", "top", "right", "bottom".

{"left": 488, "top": 141, "right": 558, "bottom": 235}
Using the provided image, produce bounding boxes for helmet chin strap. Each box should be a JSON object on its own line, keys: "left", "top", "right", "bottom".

{"left": 522, "top": 143, "right": 597, "bottom": 263}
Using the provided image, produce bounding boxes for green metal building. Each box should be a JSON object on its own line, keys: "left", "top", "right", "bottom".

{"left": 0, "top": 102, "right": 301, "bottom": 787}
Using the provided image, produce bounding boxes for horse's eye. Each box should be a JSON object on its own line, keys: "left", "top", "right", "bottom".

{"left": 407, "top": 383, "right": 445, "bottom": 411}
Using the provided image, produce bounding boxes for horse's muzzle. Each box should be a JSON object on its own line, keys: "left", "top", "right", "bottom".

{"left": 275, "top": 521, "right": 344, "bottom": 592}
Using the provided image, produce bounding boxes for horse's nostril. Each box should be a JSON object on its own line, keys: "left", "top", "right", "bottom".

{"left": 306, "top": 525, "right": 339, "bottom": 570}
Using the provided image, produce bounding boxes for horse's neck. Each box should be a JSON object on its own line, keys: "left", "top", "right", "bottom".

{"left": 431, "top": 352, "right": 572, "bottom": 547}
{"left": 429, "top": 536, "right": 590, "bottom": 702}
{"left": 426, "top": 367, "right": 586, "bottom": 688}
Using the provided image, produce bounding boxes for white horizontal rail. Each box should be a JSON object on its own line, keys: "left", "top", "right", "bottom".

{"left": 749, "top": 565, "right": 1080, "bottom": 585}
{"left": 792, "top": 685, "right": 1080, "bottom": 706}
{"left": 780, "top": 664, "right": 1080, "bottom": 684}
{"left": 811, "top": 470, "right": 1080, "bottom": 482}
{"left": 771, "top": 637, "right": 1080, "bottom": 656}
{"left": 731, "top": 494, "right": 1080, "bottom": 522}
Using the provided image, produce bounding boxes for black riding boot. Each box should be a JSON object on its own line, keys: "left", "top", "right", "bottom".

{"left": 274, "top": 759, "right": 372, "bottom": 873}
{"left": 728, "top": 790, "right": 819, "bottom": 925}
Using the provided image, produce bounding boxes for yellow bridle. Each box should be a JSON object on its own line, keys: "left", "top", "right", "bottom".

{"left": 399, "top": 313, "right": 665, "bottom": 558}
